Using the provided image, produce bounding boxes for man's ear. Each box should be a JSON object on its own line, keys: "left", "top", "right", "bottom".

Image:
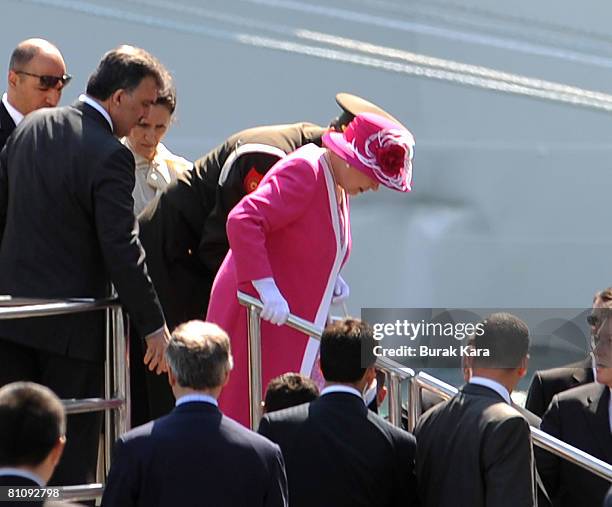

{"left": 110, "top": 88, "right": 125, "bottom": 109}
{"left": 364, "top": 366, "right": 376, "bottom": 385}
{"left": 221, "top": 368, "right": 231, "bottom": 387}
{"left": 49, "top": 435, "right": 66, "bottom": 468}
{"left": 167, "top": 367, "right": 176, "bottom": 388}
{"left": 517, "top": 355, "right": 529, "bottom": 379}
{"left": 7, "top": 70, "right": 19, "bottom": 89}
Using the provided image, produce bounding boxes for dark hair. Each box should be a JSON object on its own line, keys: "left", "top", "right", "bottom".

{"left": 0, "top": 382, "right": 65, "bottom": 467}
{"left": 165, "top": 321, "right": 233, "bottom": 389}
{"left": 263, "top": 373, "right": 319, "bottom": 413}
{"left": 9, "top": 45, "right": 39, "bottom": 71}
{"left": 86, "top": 45, "right": 164, "bottom": 101}
{"left": 155, "top": 76, "right": 176, "bottom": 114}
{"left": 471, "top": 312, "right": 530, "bottom": 369}
{"left": 320, "top": 318, "right": 376, "bottom": 383}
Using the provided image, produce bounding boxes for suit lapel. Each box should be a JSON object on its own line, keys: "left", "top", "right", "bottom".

{"left": 0, "top": 101, "right": 16, "bottom": 140}
{"left": 72, "top": 100, "right": 113, "bottom": 133}
{"left": 572, "top": 357, "right": 594, "bottom": 384}
{"left": 585, "top": 384, "right": 612, "bottom": 464}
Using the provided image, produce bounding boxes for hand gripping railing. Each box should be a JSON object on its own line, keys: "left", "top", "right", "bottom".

{"left": 409, "top": 371, "right": 612, "bottom": 483}
{"left": 237, "top": 292, "right": 413, "bottom": 430}
{"left": 0, "top": 297, "right": 130, "bottom": 502}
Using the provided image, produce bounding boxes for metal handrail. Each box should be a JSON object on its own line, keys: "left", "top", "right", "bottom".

{"left": 412, "top": 371, "right": 612, "bottom": 482}
{"left": 0, "top": 296, "right": 129, "bottom": 500}
{"left": 0, "top": 297, "right": 116, "bottom": 318}
{"left": 237, "top": 291, "right": 612, "bottom": 482}
{"left": 238, "top": 291, "right": 413, "bottom": 429}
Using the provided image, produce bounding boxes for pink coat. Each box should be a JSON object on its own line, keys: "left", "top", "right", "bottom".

{"left": 206, "top": 144, "right": 351, "bottom": 427}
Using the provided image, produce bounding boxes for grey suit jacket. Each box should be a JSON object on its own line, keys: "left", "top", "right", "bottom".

{"left": 415, "top": 383, "right": 537, "bottom": 507}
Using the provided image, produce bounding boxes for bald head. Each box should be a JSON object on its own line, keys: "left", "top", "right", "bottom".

{"left": 7, "top": 38, "right": 68, "bottom": 115}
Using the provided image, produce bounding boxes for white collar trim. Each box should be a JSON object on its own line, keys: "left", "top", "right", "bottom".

{"left": 469, "top": 376, "right": 512, "bottom": 404}
{"left": 2, "top": 93, "right": 24, "bottom": 126}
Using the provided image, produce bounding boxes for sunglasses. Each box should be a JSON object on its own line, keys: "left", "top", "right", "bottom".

{"left": 587, "top": 314, "right": 599, "bottom": 326}
{"left": 15, "top": 71, "right": 72, "bottom": 90}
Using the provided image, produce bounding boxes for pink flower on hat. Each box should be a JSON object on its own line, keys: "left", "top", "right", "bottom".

{"left": 377, "top": 141, "right": 407, "bottom": 176}
{"left": 355, "top": 128, "right": 414, "bottom": 191}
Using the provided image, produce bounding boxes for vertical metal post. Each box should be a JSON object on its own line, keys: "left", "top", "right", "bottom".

{"left": 103, "top": 307, "right": 113, "bottom": 476}
{"left": 407, "top": 377, "right": 422, "bottom": 432}
{"left": 113, "top": 308, "right": 130, "bottom": 436}
{"left": 388, "top": 372, "right": 402, "bottom": 427}
{"left": 247, "top": 305, "right": 263, "bottom": 430}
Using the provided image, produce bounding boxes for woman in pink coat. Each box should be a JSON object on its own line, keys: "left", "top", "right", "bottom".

{"left": 207, "top": 112, "right": 415, "bottom": 426}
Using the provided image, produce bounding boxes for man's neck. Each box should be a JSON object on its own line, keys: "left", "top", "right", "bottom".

{"left": 173, "top": 387, "right": 221, "bottom": 400}
{"left": 2, "top": 92, "right": 25, "bottom": 125}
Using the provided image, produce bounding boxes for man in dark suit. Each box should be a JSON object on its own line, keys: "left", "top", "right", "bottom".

{"left": 1, "top": 38, "right": 69, "bottom": 150}
{"left": 258, "top": 318, "right": 418, "bottom": 507}
{"left": 0, "top": 381, "right": 76, "bottom": 507}
{"left": 525, "top": 288, "right": 612, "bottom": 417}
{"left": 416, "top": 313, "right": 537, "bottom": 507}
{"left": 102, "top": 320, "right": 288, "bottom": 507}
{"left": 0, "top": 46, "right": 171, "bottom": 487}
{"left": 538, "top": 312, "right": 612, "bottom": 507}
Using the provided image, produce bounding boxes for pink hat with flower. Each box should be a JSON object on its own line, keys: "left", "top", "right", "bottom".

{"left": 322, "top": 112, "right": 415, "bottom": 192}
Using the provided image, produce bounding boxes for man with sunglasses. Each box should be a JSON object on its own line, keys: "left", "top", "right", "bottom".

{"left": 1, "top": 38, "right": 69, "bottom": 150}
{"left": 525, "top": 288, "right": 612, "bottom": 417}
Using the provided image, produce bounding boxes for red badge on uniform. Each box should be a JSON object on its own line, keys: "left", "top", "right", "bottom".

{"left": 244, "top": 166, "right": 264, "bottom": 193}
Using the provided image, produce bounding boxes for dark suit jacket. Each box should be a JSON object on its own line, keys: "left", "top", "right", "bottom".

{"left": 101, "top": 401, "right": 288, "bottom": 507}
{"left": 415, "top": 383, "right": 537, "bottom": 507}
{"left": 0, "top": 101, "right": 16, "bottom": 151}
{"left": 538, "top": 382, "right": 612, "bottom": 507}
{"left": 0, "top": 102, "right": 164, "bottom": 361}
{"left": 526, "top": 357, "right": 594, "bottom": 417}
{"left": 257, "top": 392, "right": 418, "bottom": 507}
{"left": 0, "top": 475, "right": 76, "bottom": 506}
{"left": 404, "top": 387, "right": 551, "bottom": 506}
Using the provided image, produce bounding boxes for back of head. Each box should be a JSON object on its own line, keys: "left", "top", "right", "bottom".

{"left": 320, "top": 318, "right": 376, "bottom": 383}
{"left": 470, "top": 312, "right": 530, "bottom": 370}
{"left": 86, "top": 45, "right": 164, "bottom": 101}
{"left": 263, "top": 372, "right": 319, "bottom": 413}
{"left": 165, "top": 320, "right": 234, "bottom": 390}
{"left": 0, "top": 382, "right": 65, "bottom": 467}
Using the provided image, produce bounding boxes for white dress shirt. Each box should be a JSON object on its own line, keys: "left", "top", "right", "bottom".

{"left": 175, "top": 393, "right": 218, "bottom": 407}
{"left": 320, "top": 385, "right": 365, "bottom": 404}
{"left": 1, "top": 93, "right": 24, "bottom": 126}
{"left": 469, "top": 376, "right": 512, "bottom": 404}
{"left": 78, "top": 94, "right": 113, "bottom": 131}
{"left": 0, "top": 468, "right": 44, "bottom": 486}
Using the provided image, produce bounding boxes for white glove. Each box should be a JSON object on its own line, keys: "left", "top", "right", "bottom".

{"left": 252, "top": 277, "right": 290, "bottom": 325}
{"left": 332, "top": 274, "right": 350, "bottom": 305}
